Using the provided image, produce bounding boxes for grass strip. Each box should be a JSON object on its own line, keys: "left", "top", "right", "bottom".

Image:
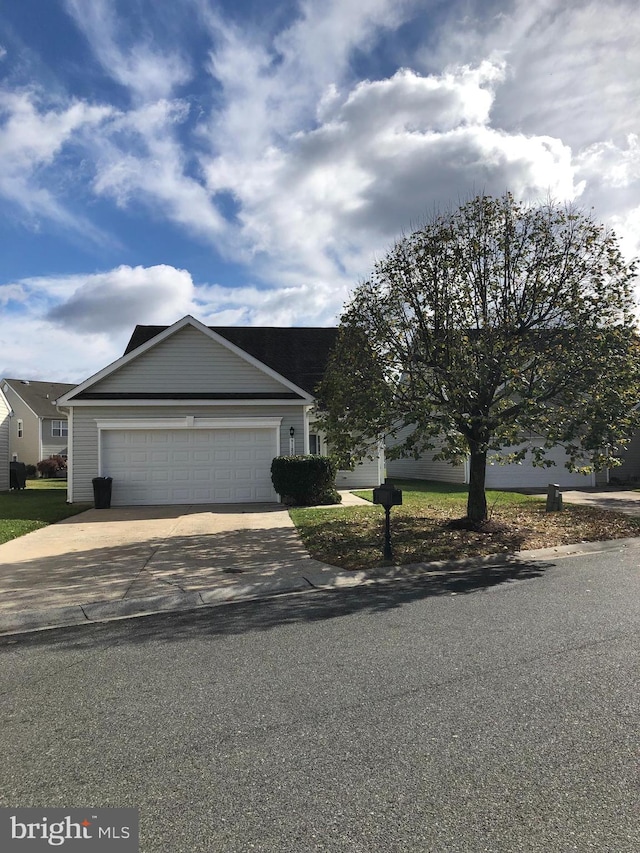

{"left": 0, "top": 481, "right": 91, "bottom": 545}
{"left": 290, "top": 480, "right": 640, "bottom": 570}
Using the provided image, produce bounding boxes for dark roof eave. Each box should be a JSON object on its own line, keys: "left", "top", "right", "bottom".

{"left": 73, "top": 391, "right": 307, "bottom": 401}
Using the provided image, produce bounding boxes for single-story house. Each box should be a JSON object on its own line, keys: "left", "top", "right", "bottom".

{"left": 386, "top": 427, "right": 614, "bottom": 489}
{"left": 56, "top": 315, "right": 384, "bottom": 506}
{"left": 0, "top": 386, "right": 11, "bottom": 491}
{"left": 1, "top": 378, "right": 75, "bottom": 467}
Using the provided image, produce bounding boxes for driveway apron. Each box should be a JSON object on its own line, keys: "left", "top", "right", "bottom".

{"left": 0, "top": 503, "right": 316, "bottom": 617}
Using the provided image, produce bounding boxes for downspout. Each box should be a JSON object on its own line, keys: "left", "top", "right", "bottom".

{"left": 303, "top": 406, "right": 312, "bottom": 455}
{"left": 55, "top": 404, "right": 72, "bottom": 503}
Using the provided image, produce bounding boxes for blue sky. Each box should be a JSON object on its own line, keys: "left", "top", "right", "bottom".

{"left": 1, "top": 0, "right": 638, "bottom": 381}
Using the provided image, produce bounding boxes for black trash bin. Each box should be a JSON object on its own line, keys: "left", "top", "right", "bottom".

{"left": 9, "top": 461, "right": 27, "bottom": 490}
{"left": 92, "top": 476, "right": 113, "bottom": 509}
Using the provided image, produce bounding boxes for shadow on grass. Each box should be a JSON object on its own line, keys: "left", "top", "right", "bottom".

{"left": 0, "top": 557, "right": 551, "bottom": 652}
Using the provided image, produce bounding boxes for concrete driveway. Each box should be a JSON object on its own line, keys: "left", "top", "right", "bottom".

{"left": 559, "top": 489, "right": 640, "bottom": 516}
{"left": 0, "top": 502, "right": 342, "bottom": 626}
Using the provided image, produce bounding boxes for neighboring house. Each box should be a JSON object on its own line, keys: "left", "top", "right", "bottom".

{"left": 1, "top": 379, "right": 75, "bottom": 467}
{"left": 56, "top": 316, "right": 383, "bottom": 506}
{"left": 386, "top": 426, "right": 610, "bottom": 488}
{"left": 609, "top": 430, "right": 640, "bottom": 483}
{"left": 0, "top": 386, "right": 11, "bottom": 491}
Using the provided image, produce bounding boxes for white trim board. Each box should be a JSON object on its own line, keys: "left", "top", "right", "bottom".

{"left": 67, "top": 398, "right": 307, "bottom": 407}
{"left": 95, "top": 417, "right": 283, "bottom": 430}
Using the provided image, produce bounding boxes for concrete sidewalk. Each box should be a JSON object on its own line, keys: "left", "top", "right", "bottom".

{"left": 0, "top": 491, "right": 371, "bottom": 635}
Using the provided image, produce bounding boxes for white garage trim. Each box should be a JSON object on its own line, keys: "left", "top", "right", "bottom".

{"left": 96, "top": 417, "right": 283, "bottom": 505}
{"left": 95, "top": 417, "right": 283, "bottom": 430}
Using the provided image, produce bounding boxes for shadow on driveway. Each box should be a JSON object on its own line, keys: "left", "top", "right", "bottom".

{"left": 0, "top": 526, "right": 313, "bottom": 613}
{"left": 0, "top": 557, "right": 552, "bottom": 651}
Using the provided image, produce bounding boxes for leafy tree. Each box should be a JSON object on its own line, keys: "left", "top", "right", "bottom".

{"left": 316, "top": 193, "right": 640, "bottom": 524}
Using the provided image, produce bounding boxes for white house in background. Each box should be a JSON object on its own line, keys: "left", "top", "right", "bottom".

{"left": 56, "top": 315, "right": 384, "bottom": 506}
{"left": 0, "top": 386, "right": 11, "bottom": 491}
{"left": 1, "top": 379, "right": 75, "bottom": 467}
{"left": 385, "top": 426, "right": 611, "bottom": 489}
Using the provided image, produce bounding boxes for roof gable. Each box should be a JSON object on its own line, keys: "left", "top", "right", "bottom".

{"left": 2, "top": 379, "right": 76, "bottom": 417}
{"left": 58, "top": 315, "right": 330, "bottom": 404}
{"left": 124, "top": 323, "right": 339, "bottom": 396}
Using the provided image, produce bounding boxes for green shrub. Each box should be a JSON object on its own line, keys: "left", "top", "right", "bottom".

{"left": 36, "top": 455, "right": 67, "bottom": 478}
{"left": 271, "top": 455, "right": 342, "bottom": 506}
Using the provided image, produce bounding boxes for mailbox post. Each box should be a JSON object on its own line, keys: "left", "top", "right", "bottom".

{"left": 372, "top": 481, "right": 403, "bottom": 561}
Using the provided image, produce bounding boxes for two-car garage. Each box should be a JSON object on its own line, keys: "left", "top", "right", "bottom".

{"left": 98, "top": 419, "right": 280, "bottom": 505}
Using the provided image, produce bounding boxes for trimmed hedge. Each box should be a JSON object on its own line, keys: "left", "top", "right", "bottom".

{"left": 271, "top": 455, "right": 342, "bottom": 506}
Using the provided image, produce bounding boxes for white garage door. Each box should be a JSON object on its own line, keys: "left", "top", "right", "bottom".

{"left": 102, "top": 428, "right": 278, "bottom": 505}
{"left": 485, "top": 445, "right": 595, "bottom": 489}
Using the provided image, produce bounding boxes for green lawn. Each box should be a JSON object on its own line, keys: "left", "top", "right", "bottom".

{"left": 290, "top": 479, "right": 640, "bottom": 571}
{"left": 0, "top": 480, "right": 91, "bottom": 545}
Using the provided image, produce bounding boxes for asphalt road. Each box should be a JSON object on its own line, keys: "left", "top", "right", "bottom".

{"left": 1, "top": 546, "right": 639, "bottom": 853}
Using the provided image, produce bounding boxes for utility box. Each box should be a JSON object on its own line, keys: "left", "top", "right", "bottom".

{"left": 545, "top": 483, "right": 563, "bottom": 512}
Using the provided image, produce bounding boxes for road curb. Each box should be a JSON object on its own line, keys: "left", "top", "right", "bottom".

{"left": 1, "top": 536, "right": 638, "bottom": 638}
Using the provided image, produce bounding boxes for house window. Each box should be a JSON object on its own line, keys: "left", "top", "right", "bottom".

{"left": 309, "top": 434, "right": 325, "bottom": 455}
{"left": 17, "top": 419, "right": 23, "bottom": 438}
{"left": 52, "top": 419, "right": 68, "bottom": 438}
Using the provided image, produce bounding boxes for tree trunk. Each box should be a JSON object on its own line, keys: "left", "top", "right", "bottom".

{"left": 466, "top": 444, "right": 488, "bottom": 522}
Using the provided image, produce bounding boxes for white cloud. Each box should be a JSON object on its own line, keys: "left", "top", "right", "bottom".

{"left": 577, "top": 135, "right": 640, "bottom": 191}
{"left": 200, "top": 62, "right": 583, "bottom": 308}
{"left": 63, "top": 0, "right": 191, "bottom": 102}
{"left": 0, "top": 265, "right": 201, "bottom": 380}
{"left": 44, "top": 264, "right": 197, "bottom": 333}
{"left": 575, "top": 134, "right": 640, "bottom": 260}
{"left": 91, "top": 100, "right": 227, "bottom": 238}
{"left": 1, "top": 0, "right": 639, "bottom": 384}
{"left": 0, "top": 88, "right": 112, "bottom": 231}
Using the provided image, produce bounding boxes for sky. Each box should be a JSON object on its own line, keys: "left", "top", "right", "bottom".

{"left": 0, "top": 0, "right": 638, "bottom": 382}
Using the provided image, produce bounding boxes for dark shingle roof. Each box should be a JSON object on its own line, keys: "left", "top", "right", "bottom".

{"left": 123, "top": 325, "right": 339, "bottom": 395}
{"left": 2, "top": 379, "right": 76, "bottom": 417}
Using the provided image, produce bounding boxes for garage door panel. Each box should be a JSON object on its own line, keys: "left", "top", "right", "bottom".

{"left": 102, "top": 428, "right": 277, "bottom": 505}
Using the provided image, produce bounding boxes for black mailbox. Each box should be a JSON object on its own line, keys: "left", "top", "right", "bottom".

{"left": 373, "top": 482, "right": 403, "bottom": 509}
{"left": 372, "top": 481, "right": 402, "bottom": 561}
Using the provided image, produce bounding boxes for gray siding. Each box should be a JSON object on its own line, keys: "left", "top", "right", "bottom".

{"left": 386, "top": 427, "right": 466, "bottom": 483}
{"left": 41, "top": 417, "right": 69, "bottom": 460}
{"left": 92, "top": 326, "right": 292, "bottom": 394}
{"left": 2, "top": 386, "right": 40, "bottom": 465}
{"left": 611, "top": 430, "right": 640, "bottom": 483}
{"left": 70, "top": 404, "right": 307, "bottom": 503}
{"left": 0, "top": 391, "right": 10, "bottom": 490}
{"left": 307, "top": 421, "right": 383, "bottom": 489}
{"left": 335, "top": 452, "right": 383, "bottom": 489}
{"left": 484, "top": 443, "right": 595, "bottom": 488}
